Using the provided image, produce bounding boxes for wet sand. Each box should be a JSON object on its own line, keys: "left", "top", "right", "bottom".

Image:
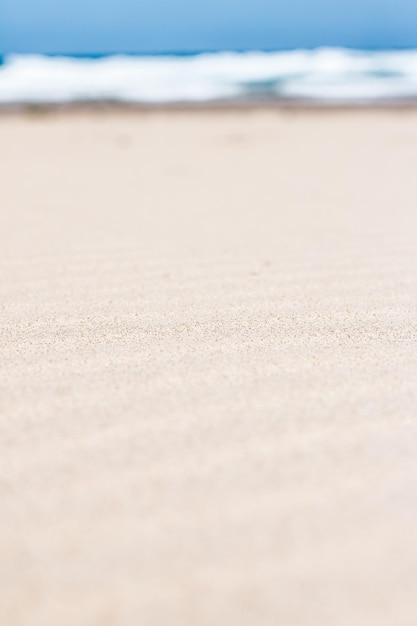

{"left": 1, "top": 109, "right": 417, "bottom": 625}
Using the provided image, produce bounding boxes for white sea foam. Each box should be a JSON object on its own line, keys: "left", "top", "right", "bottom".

{"left": 1, "top": 49, "right": 417, "bottom": 104}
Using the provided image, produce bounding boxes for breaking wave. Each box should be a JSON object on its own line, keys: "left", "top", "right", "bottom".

{"left": 2, "top": 48, "right": 417, "bottom": 104}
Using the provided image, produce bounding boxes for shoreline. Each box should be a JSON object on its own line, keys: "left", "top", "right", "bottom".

{"left": 2, "top": 98, "right": 417, "bottom": 115}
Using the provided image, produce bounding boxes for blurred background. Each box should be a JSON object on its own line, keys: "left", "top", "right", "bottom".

{"left": 1, "top": 0, "right": 417, "bottom": 104}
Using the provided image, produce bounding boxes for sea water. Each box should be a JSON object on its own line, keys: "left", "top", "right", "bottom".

{"left": 1, "top": 48, "right": 417, "bottom": 104}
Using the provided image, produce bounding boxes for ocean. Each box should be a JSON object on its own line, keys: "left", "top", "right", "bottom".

{"left": 1, "top": 48, "right": 417, "bottom": 105}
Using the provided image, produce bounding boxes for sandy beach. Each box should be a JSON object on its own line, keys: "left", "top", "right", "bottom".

{"left": 1, "top": 108, "right": 417, "bottom": 625}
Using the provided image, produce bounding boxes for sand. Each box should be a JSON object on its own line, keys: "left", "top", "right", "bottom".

{"left": 1, "top": 108, "right": 417, "bottom": 626}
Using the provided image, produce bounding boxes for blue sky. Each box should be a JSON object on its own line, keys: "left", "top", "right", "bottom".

{"left": 1, "top": 0, "right": 417, "bottom": 53}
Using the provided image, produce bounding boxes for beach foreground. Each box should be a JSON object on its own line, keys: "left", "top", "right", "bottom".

{"left": 1, "top": 109, "right": 417, "bottom": 625}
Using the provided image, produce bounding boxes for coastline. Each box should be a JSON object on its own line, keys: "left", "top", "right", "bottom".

{"left": 2, "top": 97, "right": 417, "bottom": 114}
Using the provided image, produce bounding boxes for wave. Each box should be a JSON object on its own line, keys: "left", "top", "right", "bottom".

{"left": 2, "top": 49, "right": 417, "bottom": 104}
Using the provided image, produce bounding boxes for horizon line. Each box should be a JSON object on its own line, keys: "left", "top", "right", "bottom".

{"left": 2, "top": 44, "right": 417, "bottom": 58}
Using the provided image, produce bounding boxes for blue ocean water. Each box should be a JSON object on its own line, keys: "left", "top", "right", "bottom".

{"left": 1, "top": 48, "right": 417, "bottom": 104}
